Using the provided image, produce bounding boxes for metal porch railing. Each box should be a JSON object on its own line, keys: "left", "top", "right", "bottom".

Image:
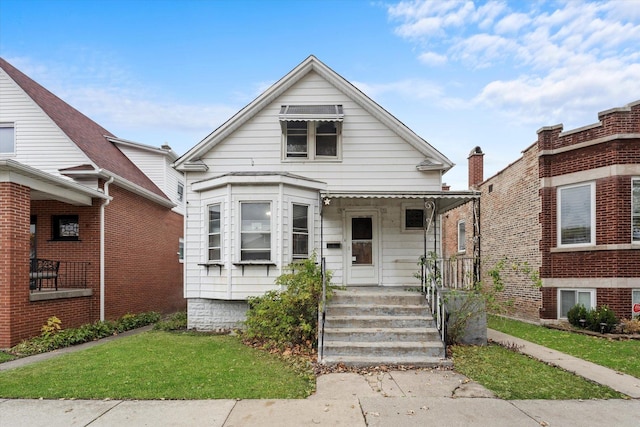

{"left": 421, "top": 256, "right": 477, "bottom": 348}
{"left": 29, "top": 259, "right": 90, "bottom": 291}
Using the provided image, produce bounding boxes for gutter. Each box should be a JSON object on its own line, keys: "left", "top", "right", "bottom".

{"left": 100, "top": 176, "right": 115, "bottom": 321}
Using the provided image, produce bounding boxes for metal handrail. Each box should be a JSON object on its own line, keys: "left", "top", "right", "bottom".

{"left": 29, "top": 260, "right": 90, "bottom": 290}
{"left": 422, "top": 257, "right": 448, "bottom": 350}
{"left": 318, "top": 256, "right": 327, "bottom": 362}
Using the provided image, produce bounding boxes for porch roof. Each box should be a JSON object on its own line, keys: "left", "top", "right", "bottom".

{"left": 319, "top": 190, "right": 479, "bottom": 213}
{"left": 0, "top": 159, "right": 108, "bottom": 206}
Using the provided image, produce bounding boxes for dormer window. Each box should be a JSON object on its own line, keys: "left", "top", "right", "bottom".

{"left": 280, "top": 105, "right": 343, "bottom": 161}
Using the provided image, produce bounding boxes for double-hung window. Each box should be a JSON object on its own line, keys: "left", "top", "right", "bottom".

{"left": 240, "top": 202, "right": 271, "bottom": 261}
{"left": 208, "top": 204, "right": 221, "bottom": 261}
{"left": 558, "top": 182, "right": 595, "bottom": 247}
{"left": 292, "top": 204, "right": 309, "bottom": 261}
{"left": 633, "top": 179, "right": 640, "bottom": 243}
{"left": 559, "top": 289, "right": 595, "bottom": 318}
{"left": 280, "top": 105, "right": 343, "bottom": 160}
{"left": 0, "top": 123, "right": 15, "bottom": 155}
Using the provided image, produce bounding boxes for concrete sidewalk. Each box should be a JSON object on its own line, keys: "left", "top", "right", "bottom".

{"left": 2, "top": 328, "right": 640, "bottom": 426}
{"left": 488, "top": 329, "right": 640, "bottom": 398}
{"left": 1, "top": 370, "right": 639, "bottom": 426}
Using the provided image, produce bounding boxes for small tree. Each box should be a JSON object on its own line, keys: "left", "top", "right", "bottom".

{"left": 244, "top": 254, "right": 334, "bottom": 349}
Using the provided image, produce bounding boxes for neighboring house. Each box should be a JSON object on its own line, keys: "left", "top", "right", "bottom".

{"left": 444, "top": 100, "right": 640, "bottom": 322}
{"left": 0, "top": 57, "right": 185, "bottom": 347}
{"left": 174, "top": 56, "right": 478, "bottom": 330}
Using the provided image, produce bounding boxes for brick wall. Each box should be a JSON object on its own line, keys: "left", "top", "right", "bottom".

{"left": 538, "top": 100, "right": 640, "bottom": 320}
{"left": 477, "top": 144, "right": 542, "bottom": 320}
{"left": 103, "top": 184, "right": 185, "bottom": 319}
{"left": 0, "top": 182, "right": 30, "bottom": 347}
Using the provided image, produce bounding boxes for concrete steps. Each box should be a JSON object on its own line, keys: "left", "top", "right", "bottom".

{"left": 320, "top": 287, "right": 449, "bottom": 367}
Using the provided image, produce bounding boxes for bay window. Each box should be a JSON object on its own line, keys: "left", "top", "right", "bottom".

{"left": 208, "top": 204, "right": 221, "bottom": 261}
{"left": 292, "top": 204, "right": 309, "bottom": 261}
{"left": 240, "top": 202, "right": 271, "bottom": 261}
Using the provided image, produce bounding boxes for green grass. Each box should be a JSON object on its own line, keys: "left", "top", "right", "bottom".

{"left": 0, "top": 352, "right": 15, "bottom": 363}
{"left": 489, "top": 315, "right": 640, "bottom": 378}
{"left": 0, "top": 331, "right": 315, "bottom": 400}
{"left": 453, "top": 344, "right": 626, "bottom": 400}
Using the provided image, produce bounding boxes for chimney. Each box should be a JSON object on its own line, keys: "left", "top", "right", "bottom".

{"left": 468, "top": 146, "right": 484, "bottom": 189}
{"left": 441, "top": 183, "right": 450, "bottom": 191}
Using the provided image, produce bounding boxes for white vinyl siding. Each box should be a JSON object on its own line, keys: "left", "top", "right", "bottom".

{"left": 633, "top": 179, "right": 640, "bottom": 243}
{"left": 198, "top": 71, "right": 443, "bottom": 192}
{"left": 559, "top": 289, "right": 595, "bottom": 318}
{"left": 558, "top": 182, "right": 595, "bottom": 247}
{"left": 0, "top": 71, "right": 90, "bottom": 175}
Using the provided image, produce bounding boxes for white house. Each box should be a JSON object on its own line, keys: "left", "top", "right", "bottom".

{"left": 174, "top": 56, "right": 477, "bottom": 330}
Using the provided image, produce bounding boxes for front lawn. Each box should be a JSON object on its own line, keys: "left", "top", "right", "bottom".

{"left": 0, "top": 331, "right": 315, "bottom": 400}
{"left": 452, "top": 344, "right": 625, "bottom": 400}
{"left": 488, "top": 315, "right": 640, "bottom": 378}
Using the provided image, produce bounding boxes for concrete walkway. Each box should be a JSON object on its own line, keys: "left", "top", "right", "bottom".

{"left": 1, "top": 328, "right": 640, "bottom": 426}
{"left": 488, "top": 329, "right": 640, "bottom": 399}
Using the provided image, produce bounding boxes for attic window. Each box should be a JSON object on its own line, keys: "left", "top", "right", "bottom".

{"left": 280, "top": 105, "right": 343, "bottom": 161}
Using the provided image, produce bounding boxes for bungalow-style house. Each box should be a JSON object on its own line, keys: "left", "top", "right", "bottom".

{"left": 0, "top": 57, "right": 185, "bottom": 348}
{"left": 174, "top": 55, "right": 478, "bottom": 352}
{"left": 444, "top": 100, "right": 640, "bottom": 322}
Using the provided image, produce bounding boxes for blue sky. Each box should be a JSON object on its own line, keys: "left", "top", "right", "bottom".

{"left": 1, "top": 0, "right": 639, "bottom": 189}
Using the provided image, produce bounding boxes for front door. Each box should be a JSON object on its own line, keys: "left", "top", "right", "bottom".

{"left": 346, "top": 211, "right": 379, "bottom": 285}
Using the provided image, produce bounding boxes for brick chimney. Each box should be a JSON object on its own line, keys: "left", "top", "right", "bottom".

{"left": 468, "top": 146, "right": 484, "bottom": 189}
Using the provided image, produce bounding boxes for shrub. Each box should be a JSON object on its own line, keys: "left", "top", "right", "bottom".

{"left": 567, "top": 304, "right": 617, "bottom": 333}
{"left": 154, "top": 311, "right": 188, "bottom": 331}
{"left": 620, "top": 317, "right": 640, "bottom": 334}
{"left": 567, "top": 304, "right": 588, "bottom": 327}
{"left": 9, "top": 312, "right": 161, "bottom": 356}
{"left": 244, "top": 254, "right": 335, "bottom": 349}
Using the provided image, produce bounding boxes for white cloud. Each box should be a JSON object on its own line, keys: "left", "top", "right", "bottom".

{"left": 418, "top": 51, "right": 448, "bottom": 66}
{"left": 387, "top": 0, "right": 640, "bottom": 128}
{"left": 494, "top": 12, "right": 530, "bottom": 34}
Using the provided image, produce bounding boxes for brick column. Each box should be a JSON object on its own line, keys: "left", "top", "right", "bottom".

{"left": 0, "top": 182, "right": 31, "bottom": 348}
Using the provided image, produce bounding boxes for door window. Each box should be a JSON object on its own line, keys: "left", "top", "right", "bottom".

{"left": 351, "top": 217, "right": 372, "bottom": 265}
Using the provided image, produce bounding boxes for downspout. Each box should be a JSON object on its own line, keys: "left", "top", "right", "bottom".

{"left": 100, "top": 176, "right": 115, "bottom": 321}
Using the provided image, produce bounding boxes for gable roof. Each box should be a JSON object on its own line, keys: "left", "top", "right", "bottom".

{"left": 175, "top": 55, "right": 454, "bottom": 172}
{"left": 0, "top": 57, "right": 170, "bottom": 202}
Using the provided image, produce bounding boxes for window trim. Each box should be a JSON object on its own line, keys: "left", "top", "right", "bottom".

{"left": 291, "top": 203, "right": 310, "bottom": 262}
{"left": 207, "top": 203, "right": 222, "bottom": 262}
{"left": 239, "top": 201, "right": 273, "bottom": 262}
{"left": 0, "top": 123, "right": 16, "bottom": 156}
{"left": 558, "top": 288, "right": 595, "bottom": 319}
{"left": 177, "top": 183, "right": 184, "bottom": 202}
{"left": 557, "top": 182, "right": 596, "bottom": 248}
{"left": 457, "top": 220, "right": 466, "bottom": 253}
{"left": 51, "top": 215, "right": 80, "bottom": 241}
{"left": 632, "top": 289, "right": 640, "bottom": 317}
{"left": 178, "top": 238, "right": 184, "bottom": 263}
{"left": 401, "top": 203, "right": 425, "bottom": 232}
{"left": 632, "top": 178, "right": 640, "bottom": 244}
{"left": 282, "top": 120, "right": 342, "bottom": 161}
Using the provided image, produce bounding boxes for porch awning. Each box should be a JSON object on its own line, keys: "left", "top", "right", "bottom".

{"left": 0, "top": 159, "right": 108, "bottom": 206}
{"left": 319, "top": 190, "right": 480, "bottom": 214}
{"left": 279, "top": 105, "right": 344, "bottom": 121}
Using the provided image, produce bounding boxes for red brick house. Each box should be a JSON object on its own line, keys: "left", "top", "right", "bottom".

{"left": 444, "top": 100, "right": 640, "bottom": 322}
{"left": 0, "top": 57, "right": 185, "bottom": 348}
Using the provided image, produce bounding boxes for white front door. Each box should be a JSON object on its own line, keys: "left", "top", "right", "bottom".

{"left": 346, "top": 211, "right": 379, "bottom": 286}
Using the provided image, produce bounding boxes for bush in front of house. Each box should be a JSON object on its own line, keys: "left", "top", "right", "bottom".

{"left": 567, "top": 304, "right": 618, "bottom": 333}
{"left": 153, "top": 311, "right": 188, "bottom": 331}
{"left": 9, "top": 311, "right": 161, "bottom": 356}
{"left": 243, "top": 254, "right": 335, "bottom": 350}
